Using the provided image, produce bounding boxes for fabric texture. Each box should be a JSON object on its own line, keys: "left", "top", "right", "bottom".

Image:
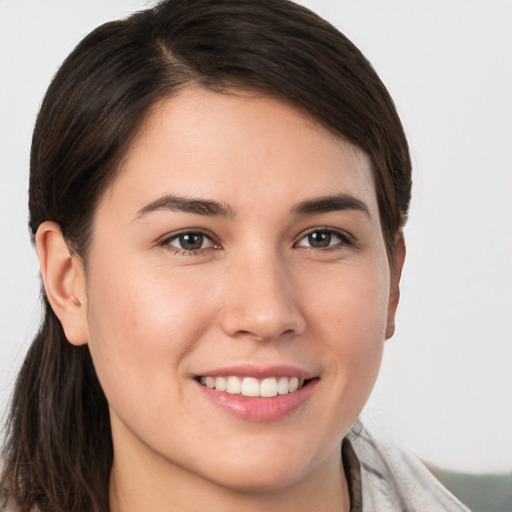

{"left": 344, "top": 419, "right": 471, "bottom": 511}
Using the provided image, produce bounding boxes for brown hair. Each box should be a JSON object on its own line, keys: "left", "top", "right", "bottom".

{"left": 1, "top": 1, "right": 411, "bottom": 510}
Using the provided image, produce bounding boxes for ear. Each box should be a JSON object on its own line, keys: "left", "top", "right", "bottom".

{"left": 36, "top": 221, "right": 88, "bottom": 346}
{"left": 385, "top": 230, "right": 406, "bottom": 340}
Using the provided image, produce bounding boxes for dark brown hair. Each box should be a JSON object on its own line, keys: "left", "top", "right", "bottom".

{"left": 1, "top": 1, "right": 411, "bottom": 510}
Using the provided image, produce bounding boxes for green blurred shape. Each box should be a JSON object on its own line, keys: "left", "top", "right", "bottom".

{"left": 426, "top": 464, "right": 512, "bottom": 512}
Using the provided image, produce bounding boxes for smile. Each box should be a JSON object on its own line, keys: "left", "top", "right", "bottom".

{"left": 199, "top": 376, "right": 306, "bottom": 397}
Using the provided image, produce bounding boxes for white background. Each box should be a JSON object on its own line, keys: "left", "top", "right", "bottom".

{"left": 1, "top": 0, "right": 511, "bottom": 474}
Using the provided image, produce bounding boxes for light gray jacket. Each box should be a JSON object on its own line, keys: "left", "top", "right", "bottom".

{"left": 345, "top": 420, "right": 471, "bottom": 511}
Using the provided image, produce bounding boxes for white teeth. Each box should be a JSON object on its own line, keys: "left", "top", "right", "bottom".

{"left": 215, "top": 376, "right": 227, "bottom": 392}
{"left": 226, "top": 376, "right": 241, "bottom": 394}
{"left": 200, "top": 375, "right": 307, "bottom": 397}
{"left": 241, "top": 377, "right": 260, "bottom": 397}
{"left": 278, "top": 376, "right": 289, "bottom": 395}
{"left": 260, "top": 377, "right": 278, "bottom": 397}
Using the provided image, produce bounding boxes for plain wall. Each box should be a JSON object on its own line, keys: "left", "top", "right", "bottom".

{"left": 1, "top": 0, "right": 511, "bottom": 473}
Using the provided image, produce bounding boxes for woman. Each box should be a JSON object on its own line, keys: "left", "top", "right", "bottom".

{"left": 1, "top": 0, "right": 470, "bottom": 511}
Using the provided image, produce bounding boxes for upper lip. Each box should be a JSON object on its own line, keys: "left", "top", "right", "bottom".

{"left": 194, "top": 364, "right": 317, "bottom": 380}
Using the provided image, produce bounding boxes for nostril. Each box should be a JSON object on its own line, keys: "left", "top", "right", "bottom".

{"left": 232, "top": 328, "right": 297, "bottom": 343}
{"left": 219, "top": 297, "right": 306, "bottom": 341}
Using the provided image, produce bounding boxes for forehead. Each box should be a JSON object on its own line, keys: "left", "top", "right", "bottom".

{"left": 100, "top": 87, "right": 378, "bottom": 220}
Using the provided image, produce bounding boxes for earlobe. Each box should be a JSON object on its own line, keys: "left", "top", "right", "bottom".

{"left": 36, "top": 221, "right": 88, "bottom": 346}
{"left": 385, "top": 231, "right": 406, "bottom": 340}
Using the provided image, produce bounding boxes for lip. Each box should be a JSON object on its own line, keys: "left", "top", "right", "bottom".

{"left": 193, "top": 364, "right": 316, "bottom": 380}
{"left": 194, "top": 364, "right": 318, "bottom": 422}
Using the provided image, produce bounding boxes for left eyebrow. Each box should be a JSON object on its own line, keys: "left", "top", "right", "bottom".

{"left": 292, "top": 194, "right": 371, "bottom": 218}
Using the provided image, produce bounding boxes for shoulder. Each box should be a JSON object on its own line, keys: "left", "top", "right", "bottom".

{"left": 346, "top": 419, "right": 471, "bottom": 512}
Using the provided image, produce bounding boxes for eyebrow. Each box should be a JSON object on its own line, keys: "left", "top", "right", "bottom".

{"left": 292, "top": 194, "right": 371, "bottom": 218}
{"left": 134, "top": 194, "right": 236, "bottom": 220}
{"left": 134, "top": 192, "right": 370, "bottom": 221}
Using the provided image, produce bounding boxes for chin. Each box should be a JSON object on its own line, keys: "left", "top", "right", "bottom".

{"left": 204, "top": 462, "right": 309, "bottom": 494}
{"left": 190, "top": 438, "right": 333, "bottom": 494}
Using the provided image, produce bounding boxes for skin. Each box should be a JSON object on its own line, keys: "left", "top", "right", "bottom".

{"left": 37, "top": 88, "right": 405, "bottom": 512}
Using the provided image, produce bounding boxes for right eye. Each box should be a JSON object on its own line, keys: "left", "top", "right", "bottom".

{"left": 160, "top": 231, "right": 219, "bottom": 254}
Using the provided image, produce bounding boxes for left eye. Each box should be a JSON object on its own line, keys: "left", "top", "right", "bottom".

{"left": 295, "top": 230, "right": 348, "bottom": 249}
{"left": 162, "top": 232, "right": 216, "bottom": 251}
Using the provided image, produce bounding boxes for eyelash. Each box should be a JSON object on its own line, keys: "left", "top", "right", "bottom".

{"left": 158, "top": 229, "right": 220, "bottom": 256}
{"left": 293, "top": 228, "right": 353, "bottom": 251}
{"left": 158, "top": 228, "right": 353, "bottom": 256}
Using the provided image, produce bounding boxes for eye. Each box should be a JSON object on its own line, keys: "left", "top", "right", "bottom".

{"left": 295, "top": 229, "right": 349, "bottom": 249}
{"left": 160, "top": 231, "right": 218, "bottom": 253}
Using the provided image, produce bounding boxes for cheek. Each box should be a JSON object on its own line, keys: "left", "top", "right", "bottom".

{"left": 311, "top": 258, "right": 389, "bottom": 330}
{"left": 306, "top": 259, "right": 389, "bottom": 378}
{"left": 83, "top": 257, "right": 214, "bottom": 401}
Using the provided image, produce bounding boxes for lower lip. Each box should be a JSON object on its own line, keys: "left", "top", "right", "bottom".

{"left": 196, "top": 379, "right": 317, "bottom": 422}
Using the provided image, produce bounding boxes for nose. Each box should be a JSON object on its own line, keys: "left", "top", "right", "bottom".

{"left": 219, "top": 252, "right": 306, "bottom": 342}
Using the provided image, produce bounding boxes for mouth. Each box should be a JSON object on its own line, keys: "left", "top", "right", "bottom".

{"left": 193, "top": 365, "right": 318, "bottom": 421}
{"left": 196, "top": 375, "right": 313, "bottom": 397}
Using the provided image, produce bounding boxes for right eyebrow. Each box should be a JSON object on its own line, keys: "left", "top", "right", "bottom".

{"left": 133, "top": 194, "right": 236, "bottom": 221}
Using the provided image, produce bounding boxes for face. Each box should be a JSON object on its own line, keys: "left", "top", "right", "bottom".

{"left": 75, "top": 88, "right": 401, "bottom": 493}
